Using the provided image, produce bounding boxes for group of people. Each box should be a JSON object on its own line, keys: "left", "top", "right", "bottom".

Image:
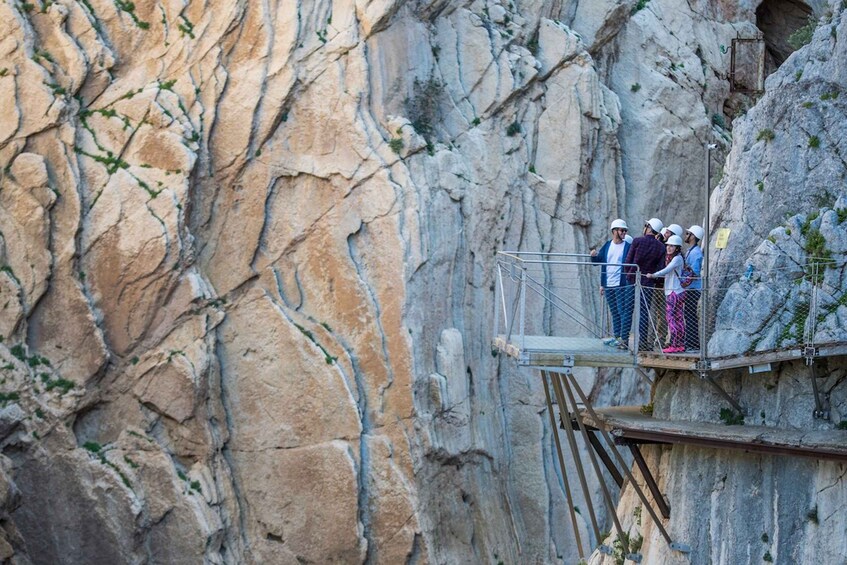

{"left": 590, "top": 217, "right": 704, "bottom": 354}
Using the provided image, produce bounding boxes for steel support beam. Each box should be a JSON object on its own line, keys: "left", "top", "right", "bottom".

{"left": 562, "top": 372, "right": 679, "bottom": 549}
{"left": 541, "top": 372, "right": 585, "bottom": 559}
{"left": 628, "top": 444, "right": 671, "bottom": 519}
{"left": 556, "top": 372, "right": 630, "bottom": 555}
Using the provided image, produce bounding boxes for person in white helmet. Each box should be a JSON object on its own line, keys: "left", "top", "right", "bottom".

{"left": 658, "top": 223, "right": 683, "bottom": 244}
{"left": 591, "top": 219, "right": 633, "bottom": 349}
{"left": 646, "top": 235, "right": 686, "bottom": 353}
{"left": 682, "top": 225, "right": 704, "bottom": 350}
{"left": 652, "top": 223, "right": 682, "bottom": 345}
{"left": 625, "top": 218, "right": 666, "bottom": 351}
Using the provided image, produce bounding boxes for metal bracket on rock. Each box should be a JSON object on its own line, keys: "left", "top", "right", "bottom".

{"left": 626, "top": 553, "right": 643, "bottom": 563}
{"left": 562, "top": 354, "right": 574, "bottom": 368}
{"left": 599, "top": 544, "right": 613, "bottom": 555}
{"left": 670, "top": 541, "right": 692, "bottom": 553}
{"left": 803, "top": 345, "right": 819, "bottom": 365}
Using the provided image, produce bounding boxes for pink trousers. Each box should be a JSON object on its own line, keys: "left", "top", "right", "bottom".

{"left": 666, "top": 292, "right": 685, "bottom": 348}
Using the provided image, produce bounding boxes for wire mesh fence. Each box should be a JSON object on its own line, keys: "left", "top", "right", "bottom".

{"left": 496, "top": 252, "right": 847, "bottom": 364}
{"left": 494, "top": 253, "right": 642, "bottom": 363}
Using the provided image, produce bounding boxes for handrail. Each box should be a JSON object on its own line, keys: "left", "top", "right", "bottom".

{"left": 498, "top": 255, "right": 642, "bottom": 272}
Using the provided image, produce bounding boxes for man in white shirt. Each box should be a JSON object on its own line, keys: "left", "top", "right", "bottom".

{"left": 591, "top": 219, "right": 633, "bottom": 349}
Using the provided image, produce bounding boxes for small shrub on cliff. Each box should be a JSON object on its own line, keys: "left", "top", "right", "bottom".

{"left": 45, "top": 377, "right": 74, "bottom": 394}
{"left": 506, "top": 120, "right": 521, "bottom": 137}
{"left": 389, "top": 137, "right": 403, "bottom": 155}
{"left": 805, "top": 229, "right": 831, "bottom": 263}
{"left": 756, "top": 129, "right": 775, "bottom": 142}
{"left": 630, "top": 533, "right": 644, "bottom": 553}
{"left": 631, "top": 83, "right": 641, "bottom": 92}
{"left": 83, "top": 441, "right": 102, "bottom": 453}
{"left": 405, "top": 78, "right": 441, "bottom": 142}
{"left": 9, "top": 345, "right": 25, "bottom": 362}
{"left": 526, "top": 33, "right": 539, "bottom": 55}
{"left": 612, "top": 532, "right": 631, "bottom": 564}
{"left": 836, "top": 420, "right": 847, "bottom": 430}
{"left": 788, "top": 17, "right": 816, "bottom": 51}
{"left": 719, "top": 408, "right": 744, "bottom": 425}
{"left": 808, "top": 135, "right": 821, "bottom": 148}
{"left": 631, "top": 0, "right": 650, "bottom": 14}
{"left": 0, "top": 392, "right": 19, "bottom": 404}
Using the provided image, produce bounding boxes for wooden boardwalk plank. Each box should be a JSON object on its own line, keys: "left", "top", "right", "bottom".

{"left": 581, "top": 407, "right": 847, "bottom": 461}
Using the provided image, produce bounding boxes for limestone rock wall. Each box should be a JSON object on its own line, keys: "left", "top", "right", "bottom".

{"left": 0, "top": 0, "right": 831, "bottom": 563}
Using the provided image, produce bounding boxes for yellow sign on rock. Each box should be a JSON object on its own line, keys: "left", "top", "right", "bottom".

{"left": 715, "top": 228, "right": 731, "bottom": 249}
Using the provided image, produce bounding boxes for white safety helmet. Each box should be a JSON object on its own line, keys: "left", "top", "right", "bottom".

{"left": 666, "top": 234, "right": 683, "bottom": 247}
{"left": 645, "top": 218, "right": 664, "bottom": 233}
{"left": 610, "top": 218, "right": 628, "bottom": 231}
{"left": 687, "top": 225, "right": 705, "bottom": 240}
{"left": 666, "top": 223, "right": 684, "bottom": 238}
{"left": 625, "top": 234, "right": 633, "bottom": 244}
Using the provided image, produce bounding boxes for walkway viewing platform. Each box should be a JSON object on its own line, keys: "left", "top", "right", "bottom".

{"left": 492, "top": 251, "right": 847, "bottom": 374}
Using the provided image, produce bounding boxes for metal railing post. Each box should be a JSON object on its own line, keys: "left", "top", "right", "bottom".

{"left": 494, "top": 263, "right": 503, "bottom": 338}
{"left": 633, "top": 271, "right": 641, "bottom": 358}
{"left": 700, "top": 282, "right": 708, "bottom": 365}
{"left": 701, "top": 144, "right": 714, "bottom": 368}
{"left": 807, "top": 262, "right": 818, "bottom": 347}
{"left": 519, "top": 267, "right": 527, "bottom": 350}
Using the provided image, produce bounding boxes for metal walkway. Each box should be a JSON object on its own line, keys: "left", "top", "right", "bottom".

{"left": 493, "top": 251, "right": 847, "bottom": 417}
{"left": 494, "top": 334, "right": 847, "bottom": 372}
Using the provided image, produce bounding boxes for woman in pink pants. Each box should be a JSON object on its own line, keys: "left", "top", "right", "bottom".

{"left": 646, "top": 235, "right": 685, "bottom": 353}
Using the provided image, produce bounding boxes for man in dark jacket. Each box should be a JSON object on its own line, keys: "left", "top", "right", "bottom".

{"left": 625, "top": 218, "right": 666, "bottom": 351}
{"left": 591, "top": 219, "right": 632, "bottom": 349}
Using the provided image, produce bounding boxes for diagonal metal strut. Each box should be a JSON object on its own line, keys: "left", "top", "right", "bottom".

{"left": 553, "top": 371, "right": 630, "bottom": 555}
{"left": 541, "top": 372, "right": 585, "bottom": 559}
{"left": 562, "top": 370, "right": 677, "bottom": 548}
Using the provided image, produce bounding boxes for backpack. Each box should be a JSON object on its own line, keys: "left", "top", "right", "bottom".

{"left": 680, "top": 252, "right": 696, "bottom": 288}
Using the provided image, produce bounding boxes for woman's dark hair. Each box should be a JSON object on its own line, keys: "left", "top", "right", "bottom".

{"left": 666, "top": 245, "right": 683, "bottom": 265}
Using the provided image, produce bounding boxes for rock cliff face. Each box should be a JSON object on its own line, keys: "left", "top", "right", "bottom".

{"left": 0, "top": 0, "right": 844, "bottom": 563}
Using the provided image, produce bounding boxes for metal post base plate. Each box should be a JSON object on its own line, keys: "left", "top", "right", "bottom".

{"left": 670, "top": 541, "right": 692, "bottom": 553}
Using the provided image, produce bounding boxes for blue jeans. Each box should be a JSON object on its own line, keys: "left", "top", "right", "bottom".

{"left": 684, "top": 289, "right": 701, "bottom": 350}
{"left": 606, "top": 285, "right": 633, "bottom": 341}
{"left": 638, "top": 287, "right": 655, "bottom": 350}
